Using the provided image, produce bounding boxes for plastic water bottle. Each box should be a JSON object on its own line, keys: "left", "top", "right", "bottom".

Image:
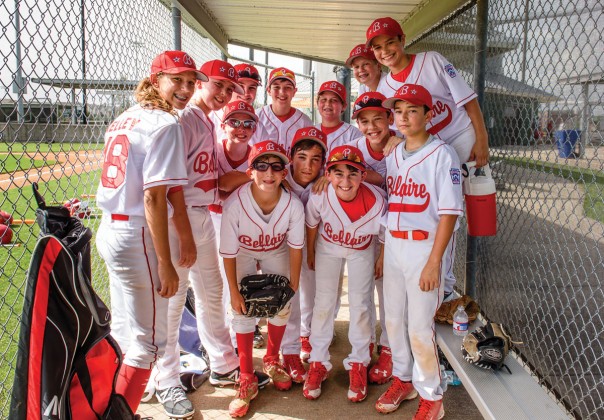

{"left": 446, "top": 370, "right": 462, "bottom": 386}
{"left": 453, "top": 305, "right": 469, "bottom": 336}
{"left": 439, "top": 364, "right": 448, "bottom": 392}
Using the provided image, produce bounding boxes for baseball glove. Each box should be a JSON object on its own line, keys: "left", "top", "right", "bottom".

{"left": 239, "top": 273, "right": 295, "bottom": 318}
{"left": 461, "top": 322, "right": 520, "bottom": 373}
{"left": 435, "top": 295, "right": 480, "bottom": 324}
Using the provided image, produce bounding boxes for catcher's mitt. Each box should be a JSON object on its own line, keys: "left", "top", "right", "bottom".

{"left": 239, "top": 273, "right": 295, "bottom": 318}
{"left": 461, "top": 322, "right": 521, "bottom": 373}
{"left": 435, "top": 295, "right": 480, "bottom": 324}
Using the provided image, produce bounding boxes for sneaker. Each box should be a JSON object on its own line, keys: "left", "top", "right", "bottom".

{"left": 300, "top": 336, "right": 312, "bottom": 363}
{"left": 375, "top": 377, "right": 418, "bottom": 414}
{"left": 156, "top": 386, "right": 194, "bottom": 419}
{"left": 303, "top": 362, "right": 329, "bottom": 400}
{"left": 347, "top": 362, "right": 368, "bottom": 402}
{"left": 369, "top": 346, "right": 393, "bottom": 384}
{"left": 413, "top": 397, "right": 445, "bottom": 420}
{"left": 253, "top": 325, "right": 265, "bottom": 349}
{"left": 228, "top": 373, "right": 259, "bottom": 418}
{"left": 263, "top": 355, "right": 292, "bottom": 391}
{"left": 282, "top": 354, "right": 307, "bottom": 383}
{"left": 210, "top": 367, "right": 270, "bottom": 388}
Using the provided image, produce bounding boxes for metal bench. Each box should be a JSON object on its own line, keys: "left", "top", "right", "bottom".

{"left": 436, "top": 319, "right": 570, "bottom": 420}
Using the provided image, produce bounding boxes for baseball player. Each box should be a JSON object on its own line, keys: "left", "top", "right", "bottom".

{"left": 151, "top": 59, "right": 251, "bottom": 418}
{"left": 366, "top": 16, "right": 489, "bottom": 298}
{"left": 377, "top": 84, "right": 463, "bottom": 419}
{"left": 315, "top": 80, "right": 362, "bottom": 151}
{"left": 345, "top": 44, "right": 388, "bottom": 95}
{"left": 253, "top": 67, "right": 313, "bottom": 156}
{"left": 95, "top": 50, "right": 205, "bottom": 414}
{"left": 220, "top": 140, "right": 305, "bottom": 417}
{"left": 280, "top": 127, "right": 328, "bottom": 381}
{"left": 303, "top": 145, "right": 386, "bottom": 403}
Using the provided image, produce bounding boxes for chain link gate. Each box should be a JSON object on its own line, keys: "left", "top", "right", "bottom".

{"left": 408, "top": 1, "right": 603, "bottom": 418}
{"left": 0, "top": 0, "right": 221, "bottom": 415}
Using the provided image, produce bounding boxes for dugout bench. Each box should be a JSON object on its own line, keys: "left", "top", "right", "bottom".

{"left": 436, "top": 319, "right": 570, "bottom": 420}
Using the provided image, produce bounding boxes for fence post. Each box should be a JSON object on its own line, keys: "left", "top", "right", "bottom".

{"left": 466, "top": 0, "right": 488, "bottom": 299}
{"left": 335, "top": 66, "right": 351, "bottom": 123}
{"left": 310, "top": 70, "right": 316, "bottom": 123}
{"left": 172, "top": 1, "right": 181, "bottom": 50}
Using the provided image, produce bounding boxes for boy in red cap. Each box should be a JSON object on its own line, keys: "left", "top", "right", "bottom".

{"left": 345, "top": 44, "right": 388, "bottom": 95}
{"left": 377, "top": 84, "right": 464, "bottom": 419}
{"left": 220, "top": 140, "right": 304, "bottom": 417}
{"left": 366, "top": 16, "right": 489, "bottom": 303}
{"left": 315, "top": 80, "right": 362, "bottom": 151}
{"left": 254, "top": 67, "right": 313, "bottom": 156}
{"left": 303, "top": 145, "right": 386, "bottom": 403}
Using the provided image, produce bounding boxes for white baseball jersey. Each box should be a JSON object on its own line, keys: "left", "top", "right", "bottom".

{"left": 358, "top": 71, "right": 388, "bottom": 95}
{"left": 285, "top": 170, "right": 314, "bottom": 206}
{"left": 316, "top": 122, "right": 363, "bottom": 152}
{"left": 306, "top": 183, "right": 386, "bottom": 252}
{"left": 253, "top": 105, "right": 313, "bottom": 156}
{"left": 385, "top": 137, "right": 464, "bottom": 234}
{"left": 179, "top": 105, "right": 219, "bottom": 207}
{"left": 351, "top": 135, "right": 388, "bottom": 182}
{"left": 219, "top": 183, "right": 305, "bottom": 257}
{"left": 216, "top": 140, "right": 251, "bottom": 176}
{"left": 379, "top": 52, "right": 477, "bottom": 142}
{"left": 97, "top": 104, "right": 187, "bottom": 216}
{"left": 214, "top": 108, "right": 270, "bottom": 147}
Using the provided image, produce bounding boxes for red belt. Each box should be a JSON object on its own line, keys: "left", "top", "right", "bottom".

{"left": 111, "top": 214, "right": 129, "bottom": 221}
{"left": 390, "top": 230, "right": 429, "bottom": 240}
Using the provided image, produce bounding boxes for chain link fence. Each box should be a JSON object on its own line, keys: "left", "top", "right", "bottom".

{"left": 408, "top": 1, "right": 603, "bottom": 418}
{"left": 228, "top": 56, "right": 316, "bottom": 122}
{"left": 0, "top": 0, "right": 221, "bottom": 415}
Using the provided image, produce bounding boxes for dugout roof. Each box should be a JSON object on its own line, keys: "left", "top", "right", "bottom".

{"left": 175, "top": 0, "right": 473, "bottom": 64}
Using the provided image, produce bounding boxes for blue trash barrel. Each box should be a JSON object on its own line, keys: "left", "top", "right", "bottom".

{"left": 554, "top": 130, "right": 580, "bottom": 158}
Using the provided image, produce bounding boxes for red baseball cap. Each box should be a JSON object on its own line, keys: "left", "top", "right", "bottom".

{"left": 222, "top": 100, "right": 258, "bottom": 122}
{"left": 326, "top": 145, "right": 366, "bottom": 172}
{"left": 150, "top": 51, "right": 208, "bottom": 81}
{"left": 383, "top": 84, "right": 433, "bottom": 110}
{"left": 200, "top": 60, "right": 244, "bottom": 94}
{"left": 352, "top": 91, "right": 390, "bottom": 119}
{"left": 345, "top": 44, "right": 377, "bottom": 67}
{"left": 268, "top": 67, "right": 296, "bottom": 88}
{"left": 318, "top": 81, "right": 347, "bottom": 105}
{"left": 290, "top": 127, "right": 328, "bottom": 156}
{"left": 248, "top": 140, "right": 289, "bottom": 166}
{"left": 234, "top": 63, "right": 262, "bottom": 86}
{"left": 366, "top": 17, "right": 404, "bottom": 47}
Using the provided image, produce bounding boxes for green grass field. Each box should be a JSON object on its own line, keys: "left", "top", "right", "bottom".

{"left": 0, "top": 155, "right": 56, "bottom": 174}
{"left": 498, "top": 156, "right": 604, "bottom": 223}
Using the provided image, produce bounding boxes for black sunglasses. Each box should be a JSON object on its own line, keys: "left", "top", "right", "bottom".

{"left": 354, "top": 97, "right": 385, "bottom": 111}
{"left": 251, "top": 161, "right": 286, "bottom": 172}
{"left": 237, "top": 70, "right": 262, "bottom": 82}
{"left": 225, "top": 118, "right": 257, "bottom": 129}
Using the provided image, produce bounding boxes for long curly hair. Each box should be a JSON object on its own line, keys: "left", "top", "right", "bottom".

{"left": 134, "top": 75, "right": 176, "bottom": 115}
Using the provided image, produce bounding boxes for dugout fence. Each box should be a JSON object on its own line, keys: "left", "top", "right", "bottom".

{"left": 0, "top": 0, "right": 602, "bottom": 418}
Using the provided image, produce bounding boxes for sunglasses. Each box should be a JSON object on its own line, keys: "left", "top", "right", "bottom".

{"left": 354, "top": 97, "right": 386, "bottom": 112}
{"left": 329, "top": 151, "right": 364, "bottom": 164}
{"left": 237, "top": 70, "right": 262, "bottom": 82}
{"left": 225, "top": 118, "right": 256, "bottom": 129}
{"left": 251, "top": 161, "right": 286, "bottom": 172}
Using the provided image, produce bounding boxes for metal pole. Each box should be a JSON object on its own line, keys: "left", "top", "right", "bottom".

{"left": 14, "top": 0, "right": 24, "bottom": 123}
{"left": 310, "top": 70, "right": 315, "bottom": 123}
{"left": 466, "top": 0, "right": 488, "bottom": 299}
{"left": 80, "top": 0, "right": 87, "bottom": 124}
{"left": 579, "top": 83, "right": 589, "bottom": 158}
{"left": 520, "top": 0, "right": 529, "bottom": 83}
{"left": 264, "top": 51, "right": 269, "bottom": 106}
{"left": 172, "top": 1, "right": 181, "bottom": 50}
{"left": 335, "top": 66, "right": 351, "bottom": 123}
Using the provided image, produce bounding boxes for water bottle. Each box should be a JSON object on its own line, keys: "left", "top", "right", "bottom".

{"left": 453, "top": 305, "right": 469, "bottom": 336}
{"left": 439, "top": 364, "right": 448, "bottom": 392}
{"left": 447, "top": 370, "right": 462, "bottom": 386}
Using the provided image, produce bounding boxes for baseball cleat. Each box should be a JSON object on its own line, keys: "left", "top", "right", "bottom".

{"left": 303, "top": 362, "right": 329, "bottom": 400}
{"left": 375, "top": 377, "right": 418, "bottom": 414}
{"left": 369, "top": 346, "right": 393, "bottom": 384}
{"left": 210, "top": 367, "right": 270, "bottom": 388}
{"left": 347, "top": 362, "right": 368, "bottom": 402}
{"left": 156, "top": 386, "right": 195, "bottom": 419}
{"left": 253, "top": 325, "right": 265, "bottom": 348}
{"left": 263, "top": 355, "right": 292, "bottom": 391}
{"left": 300, "top": 336, "right": 312, "bottom": 363}
{"left": 282, "top": 353, "right": 307, "bottom": 383}
{"left": 228, "top": 373, "right": 258, "bottom": 418}
{"left": 413, "top": 397, "right": 445, "bottom": 420}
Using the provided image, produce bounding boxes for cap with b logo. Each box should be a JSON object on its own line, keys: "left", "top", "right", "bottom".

{"left": 151, "top": 51, "right": 208, "bottom": 81}
{"left": 383, "top": 84, "right": 433, "bottom": 110}
{"left": 352, "top": 91, "right": 389, "bottom": 119}
{"left": 248, "top": 140, "right": 290, "bottom": 166}
{"left": 222, "top": 100, "right": 258, "bottom": 122}
{"left": 290, "top": 127, "right": 328, "bottom": 156}
{"left": 345, "top": 44, "right": 377, "bottom": 67}
{"left": 234, "top": 63, "right": 262, "bottom": 86}
{"left": 318, "top": 81, "right": 347, "bottom": 105}
{"left": 200, "top": 60, "right": 244, "bottom": 94}
{"left": 268, "top": 67, "right": 297, "bottom": 88}
{"left": 365, "top": 17, "right": 404, "bottom": 47}
{"left": 326, "top": 145, "right": 366, "bottom": 172}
